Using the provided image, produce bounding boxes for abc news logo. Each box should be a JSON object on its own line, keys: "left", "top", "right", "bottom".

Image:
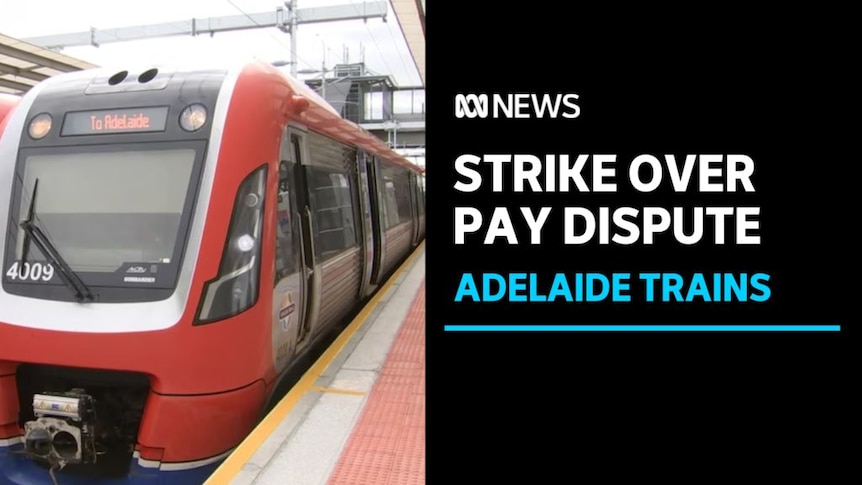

{"left": 454, "top": 93, "right": 580, "bottom": 119}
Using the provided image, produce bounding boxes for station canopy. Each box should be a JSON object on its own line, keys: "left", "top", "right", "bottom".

{"left": 0, "top": 32, "right": 97, "bottom": 95}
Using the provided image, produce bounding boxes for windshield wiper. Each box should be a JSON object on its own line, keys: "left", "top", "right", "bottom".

{"left": 19, "top": 178, "right": 94, "bottom": 303}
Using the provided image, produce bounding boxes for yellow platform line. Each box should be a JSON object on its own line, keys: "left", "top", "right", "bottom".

{"left": 309, "top": 386, "right": 367, "bottom": 396}
{"left": 205, "top": 240, "right": 424, "bottom": 484}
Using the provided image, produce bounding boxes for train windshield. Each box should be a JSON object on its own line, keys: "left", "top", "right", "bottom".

{"left": 4, "top": 145, "right": 201, "bottom": 296}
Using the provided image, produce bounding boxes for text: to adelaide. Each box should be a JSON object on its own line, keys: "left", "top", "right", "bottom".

{"left": 454, "top": 93, "right": 580, "bottom": 119}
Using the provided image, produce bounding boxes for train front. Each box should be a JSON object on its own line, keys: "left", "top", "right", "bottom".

{"left": 0, "top": 64, "right": 278, "bottom": 484}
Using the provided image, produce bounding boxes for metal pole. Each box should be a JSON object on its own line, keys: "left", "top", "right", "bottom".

{"left": 321, "top": 38, "right": 326, "bottom": 100}
{"left": 289, "top": 0, "right": 297, "bottom": 77}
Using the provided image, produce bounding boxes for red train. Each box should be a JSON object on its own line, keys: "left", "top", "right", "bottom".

{"left": 0, "top": 93, "right": 19, "bottom": 127}
{"left": 0, "top": 60, "right": 424, "bottom": 484}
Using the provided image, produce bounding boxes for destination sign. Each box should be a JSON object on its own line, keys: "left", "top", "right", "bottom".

{"left": 61, "top": 106, "right": 169, "bottom": 136}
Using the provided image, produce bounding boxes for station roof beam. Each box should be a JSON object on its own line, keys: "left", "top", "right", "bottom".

{"left": 0, "top": 32, "right": 97, "bottom": 94}
{"left": 390, "top": 0, "right": 424, "bottom": 86}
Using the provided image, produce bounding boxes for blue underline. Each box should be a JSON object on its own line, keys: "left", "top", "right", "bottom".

{"left": 444, "top": 325, "right": 841, "bottom": 332}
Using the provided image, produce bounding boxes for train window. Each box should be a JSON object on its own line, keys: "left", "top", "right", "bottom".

{"left": 275, "top": 160, "right": 300, "bottom": 280}
{"left": 378, "top": 168, "right": 397, "bottom": 228}
{"left": 307, "top": 166, "right": 357, "bottom": 258}
{"left": 383, "top": 180, "right": 400, "bottom": 227}
{"left": 12, "top": 149, "right": 194, "bottom": 273}
{"left": 379, "top": 165, "right": 413, "bottom": 229}
{"left": 395, "top": 177, "right": 413, "bottom": 223}
{"left": 420, "top": 178, "right": 426, "bottom": 215}
{"left": 414, "top": 176, "right": 425, "bottom": 218}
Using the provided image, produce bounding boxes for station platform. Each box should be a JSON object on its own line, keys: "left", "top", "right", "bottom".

{"left": 205, "top": 243, "right": 426, "bottom": 485}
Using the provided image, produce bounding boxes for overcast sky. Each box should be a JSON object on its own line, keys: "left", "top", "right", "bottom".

{"left": 0, "top": 0, "right": 422, "bottom": 87}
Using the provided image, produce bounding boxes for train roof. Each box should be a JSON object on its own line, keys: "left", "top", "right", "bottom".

{"left": 272, "top": 62, "right": 423, "bottom": 175}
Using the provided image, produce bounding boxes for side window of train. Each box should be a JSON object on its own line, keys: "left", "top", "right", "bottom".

{"left": 420, "top": 177, "right": 426, "bottom": 215}
{"left": 419, "top": 180, "right": 425, "bottom": 216}
{"left": 396, "top": 174, "right": 412, "bottom": 223}
{"left": 274, "top": 138, "right": 300, "bottom": 282}
{"left": 379, "top": 167, "right": 398, "bottom": 228}
{"left": 307, "top": 166, "right": 358, "bottom": 259}
{"left": 379, "top": 165, "right": 414, "bottom": 229}
{"left": 413, "top": 174, "right": 425, "bottom": 218}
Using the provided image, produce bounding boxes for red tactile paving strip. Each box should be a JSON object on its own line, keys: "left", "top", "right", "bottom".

{"left": 327, "top": 279, "right": 426, "bottom": 485}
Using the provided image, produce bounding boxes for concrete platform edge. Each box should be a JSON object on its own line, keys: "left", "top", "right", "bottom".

{"left": 230, "top": 247, "right": 426, "bottom": 485}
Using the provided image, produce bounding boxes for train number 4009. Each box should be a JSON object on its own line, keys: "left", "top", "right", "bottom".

{"left": 5, "top": 262, "right": 56, "bottom": 281}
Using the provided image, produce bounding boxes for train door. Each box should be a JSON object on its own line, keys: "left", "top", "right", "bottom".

{"left": 291, "top": 129, "right": 322, "bottom": 348}
{"left": 416, "top": 173, "right": 426, "bottom": 241}
{"left": 272, "top": 126, "right": 317, "bottom": 371}
{"left": 272, "top": 126, "right": 307, "bottom": 372}
{"left": 356, "top": 151, "right": 377, "bottom": 298}
{"left": 366, "top": 156, "right": 384, "bottom": 285}
{"left": 410, "top": 173, "right": 421, "bottom": 246}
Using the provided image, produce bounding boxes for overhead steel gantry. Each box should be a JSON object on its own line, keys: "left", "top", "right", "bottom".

{"left": 20, "top": 1, "right": 389, "bottom": 77}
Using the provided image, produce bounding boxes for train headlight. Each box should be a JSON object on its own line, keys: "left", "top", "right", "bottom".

{"left": 236, "top": 234, "right": 256, "bottom": 252}
{"left": 28, "top": 113, "right": 52, "bottom": 139}
{"left": 195, "top": 165, "right": 267, "bottom": 324}
{"left": 179, "top": 103, "right": 207, "bottom": 132}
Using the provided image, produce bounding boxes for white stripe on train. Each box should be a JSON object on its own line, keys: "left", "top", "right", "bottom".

{"left": 133, "top": 448, "right": 235, "bottom": 471}
{"left": 0, "top": 436, "right": 23, "bottom": 446}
